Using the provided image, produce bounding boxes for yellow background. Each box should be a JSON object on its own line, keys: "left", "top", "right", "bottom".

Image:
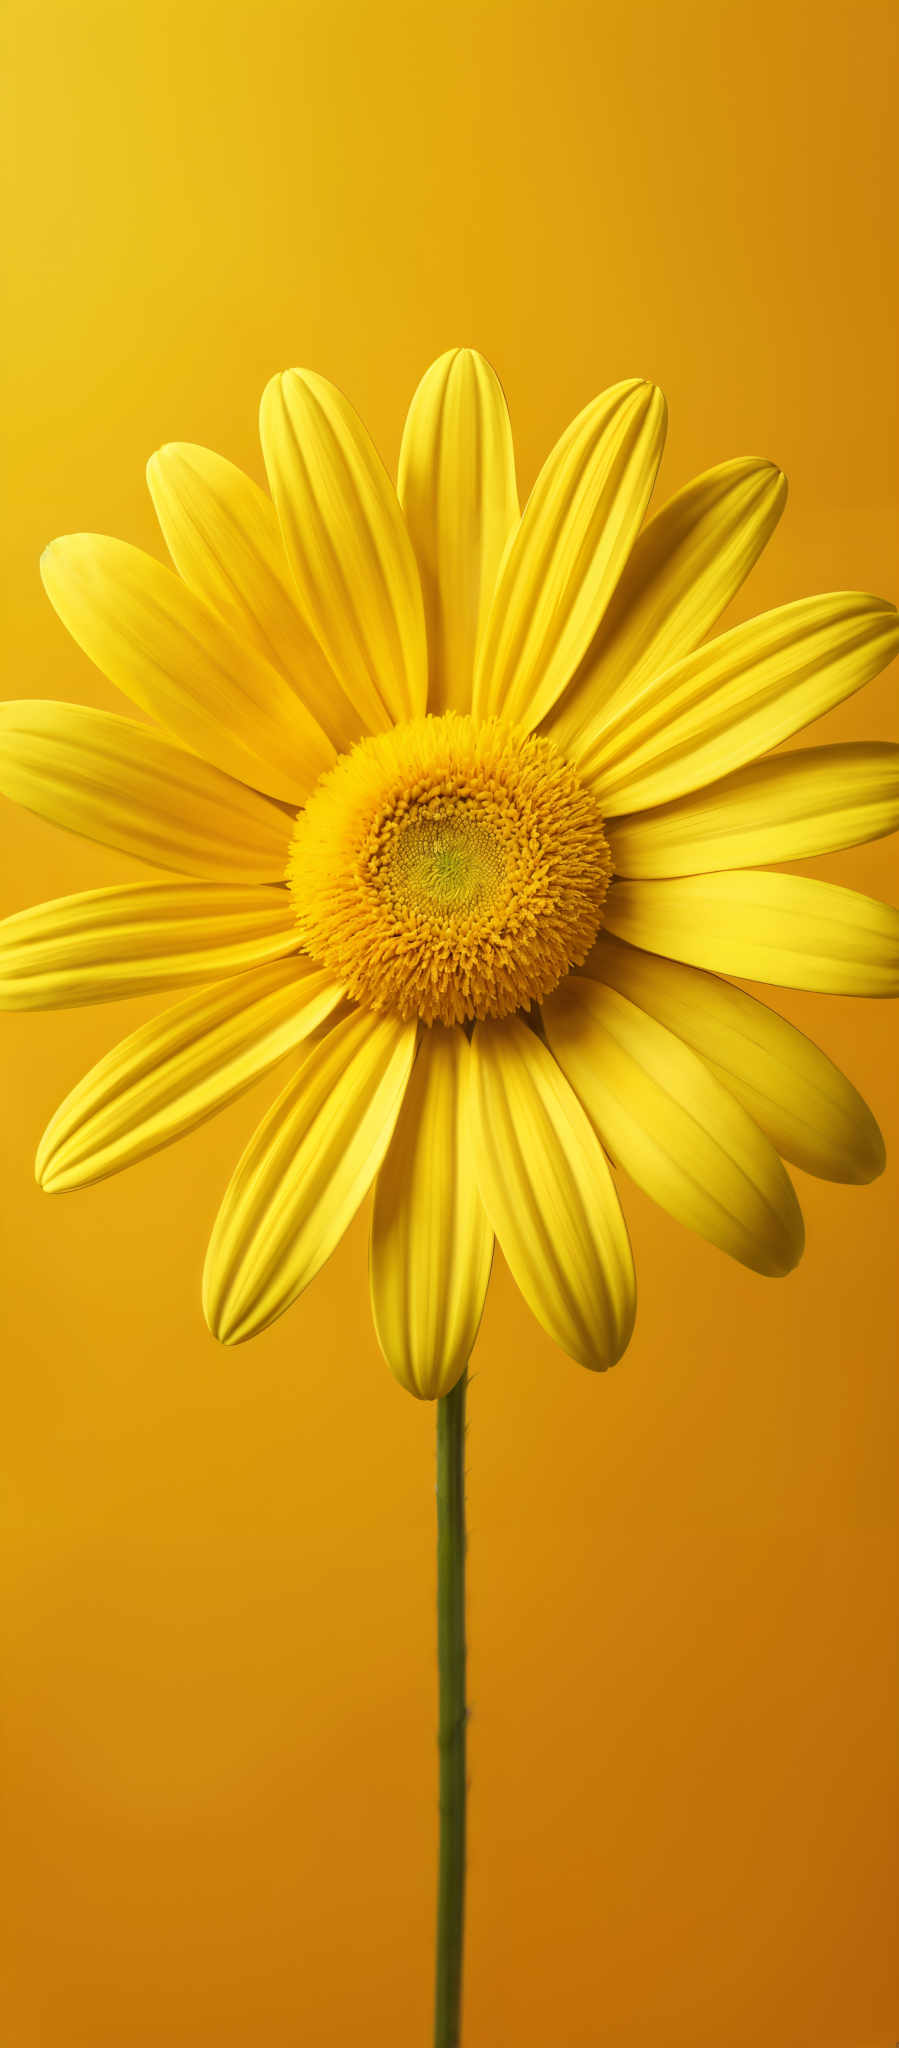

{"left": 2, "top": 2, "right": 897, "bottom": 2041}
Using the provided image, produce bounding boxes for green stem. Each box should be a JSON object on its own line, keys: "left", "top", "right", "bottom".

{"left": 434, "top": 1369, "right": 468, "bottom": 2048}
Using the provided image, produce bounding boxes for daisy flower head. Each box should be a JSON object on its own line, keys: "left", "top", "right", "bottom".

{"left": 2, "top": 350, "right": 897, "bottom": 1396}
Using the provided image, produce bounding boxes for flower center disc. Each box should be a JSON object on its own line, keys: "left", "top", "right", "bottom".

{"left": 287, "top": 713, "right": 613, "bottom": 1025}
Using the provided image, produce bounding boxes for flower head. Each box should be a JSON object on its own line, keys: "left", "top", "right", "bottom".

{"left": 1, "top": 349, "right": 897, "bottom": 1396}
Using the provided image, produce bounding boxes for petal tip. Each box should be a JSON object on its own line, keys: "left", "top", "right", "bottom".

{"left": 279, "top": 366, "right": 328, "bottom": 403}
{"left": 213, "top": 1322, "right": 244, "bottom": 1349}
{"left": 577, "top": 1315, "right": 635, "bottom": 1373}
{"left": 39, "top": 537, "right": 64, "bottom": 580}
{"left": 258, "top": 369, "right": 290, "bottom": 424}
{"left": 202, "top": 1268, "right": 249, "bottom": 1348}
{"left": 628, "top": 378, "right": 668, "bottom": 427}
{"left": 146, "top": 444, "right": 182, "bottom": 483}
{"left": 205, "top": 1300, "right": 238, "bottom": 1347}
{"left": 769, "top": 1208, "right": 805, "bottom": 1279}
{"left": 760, "top": 463, "right": 788, "bottom": 509}
{"left": 452, "top": 344, "right": 498, "bottom": 375}
{"left": 852, "top": 1123, "right": 887, "bottom": 1185}
{"left": 202, "top": 1280, "right": 226, "bottom": 1343}
{"left": 40, "top": 532, "right": 99, "bottom": 593}
{"left": 35, "top": 1131, "right": 70, "bottom": 1193}
{"left": 629, "top": 380, "right": 668, "bottom": 452}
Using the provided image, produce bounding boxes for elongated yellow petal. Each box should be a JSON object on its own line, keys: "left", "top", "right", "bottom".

{"left": 468, "top": 1016, "right": 635, "bottom": 1371}
{"left": 604, "top": 872, "right": 899, "bottom": 996}
{"left": 370, "top": 1026, "right": 493, "bottom": 1399}
{"left": 583, "top": 934, "right": 885, "bottom": 1184}
{"left": 0, "top": 700, "right": 293, "bottom": 882}
{"left": 544, "top": 457, "right": 786, "bottom": 760}
{"left": 147, "top": 443, "right": 364, "bottom": 753}
{"left": 204, "top": 1007, "right": 417, "bottom": 1346}
{"left": 607, "top": 742, "right": 899, "bottom": 877}
{"left": 0, "top": 883, "right": 297, "bottom": 1009}
{"left": 472, "top": 379, "right": 666, "bottom": 731}
{"left": 41, "top": 534, "right": 334, "bottom": 803}
{"left": 260, "top": 369, "right": 427, "bottom": 730}
{"left": 397, "top": 348, "right": 519, "bottom": 714}
{"left": 37, "top": 958, "right": 344, "bottom": 1192}
{"left": 544, "top": 976, "right": 803, "bottom": 1275}
{"left": 580, "top": 593, "right": 899, "bottom": 810}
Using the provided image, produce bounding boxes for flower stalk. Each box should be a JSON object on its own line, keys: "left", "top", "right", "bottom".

{"left": 434, "top": 1369, "right": 468, "bottom": 2047}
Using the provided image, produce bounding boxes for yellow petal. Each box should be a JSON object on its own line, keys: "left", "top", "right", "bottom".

{"left": 544, "top": 976, "right": 803, "bottom": 1276}
{"left": 260, "top": 369, "right": 427, "bottom": 731}
{"left": 204, "top": 1007, "right": 417, "bottom": 1346}
{"left": 604, "top": 872, "right": 899, "bottom": 996}
{"left": 41, "top": 534, "right": 334, "bottom": 803}
{"left": 0, "top": 700, "right": 293, "bottom": 882}
{"left": 544, "top": 457, "right": 786, "bottom": 761}
{"left": 37, "top": 960, "right": 344, "bottom": 1191}
{"left": 397, "top": 348, "right": 519, "bottom": 714}
{"left": 0, "top": 882, "right": 298, "bottom": 1009}
{"left": 146, "top": 442, "right": 364, "bottom": 753}
{"left": 580, "top": 592, "right": 899, "bottom": 810}
{"left": 472, "top": 379, "right": 667, "bottom": 731}
{"left": 370, "top": 1025, "right": 493, "bottom": 1399}
{"left": 607, "top": 742, "right": 899, "bottom": 877}
{"left": 468, "top": 1015, "right": 635, "bottom": 1371}
{"left": 583, "top": 934, "right": 885, "bottom": 1184}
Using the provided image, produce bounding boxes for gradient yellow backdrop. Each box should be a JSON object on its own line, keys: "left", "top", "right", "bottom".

{"left": 2, "top": 2, "right": 897, "bottom": 2042}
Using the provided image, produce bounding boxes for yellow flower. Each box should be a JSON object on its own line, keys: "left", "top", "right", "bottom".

{"left": 2, "top": 350, "right": 898, "bottom": 1397}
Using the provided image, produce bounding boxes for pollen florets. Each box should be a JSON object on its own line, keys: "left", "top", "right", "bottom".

{"left": 287, "top": 713, "right": 612, "bottom": 1026}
